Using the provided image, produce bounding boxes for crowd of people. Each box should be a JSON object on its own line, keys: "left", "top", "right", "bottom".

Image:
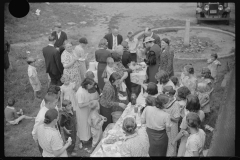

{"left": 4, "top": 22, "right": 222, "bottom": 157}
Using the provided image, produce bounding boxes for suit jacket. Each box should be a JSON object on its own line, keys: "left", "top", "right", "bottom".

{"left": 51, "top": 31, "right": 68, "bottom": 48}
{"left": 143, "top": 32, "right": 161, "bottom": 48}
{"left": 42, "top": 45, "right": 64, "bottom": 76}
{"left": 104, "top": 33, "right": 123, "bottom": 50}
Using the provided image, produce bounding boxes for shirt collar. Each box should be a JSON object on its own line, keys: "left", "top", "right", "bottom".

{"left": 7, "top": 106, "right": 15, "bottom": 110}
{"left": 48, "top": 44, "right": 54, "bottom": 47}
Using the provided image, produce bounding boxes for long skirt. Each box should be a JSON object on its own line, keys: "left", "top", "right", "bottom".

{"left": 100, "top": 105, "right": 113, "bottom": 131}
{"left": 146, "top": 127, "right": 168, "bottom": 156}
{"left": 147, "top": 64, "right": 159, "bottom": 84}
{"left": 97, "top": 62, "right": 107, "bottom": 91}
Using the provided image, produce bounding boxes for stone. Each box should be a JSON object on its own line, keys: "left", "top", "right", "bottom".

{"left": 80, "top": 21, "right": 87, "bottom": 24}
{"left": 67, "top": 22, "right": 76, "bottom": 25}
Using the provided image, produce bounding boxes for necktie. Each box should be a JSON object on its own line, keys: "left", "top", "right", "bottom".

{"left": 113, "top": 36, "right": 117, "bottom": 50}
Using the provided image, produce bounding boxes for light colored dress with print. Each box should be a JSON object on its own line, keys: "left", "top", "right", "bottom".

{"left": 164, "top": 98, "right": 181, "bottom": 157}
{"left": 74, "top": 45, "right": 87, "bottom": 82}
{"left": 120, "top": 126, "right": 150, "bottom": 157}
{"left": 61, "top": 50, "right": 82, "bottom": 89}
{"left": 28, "top": 65, "right": 41, "bottom": 91}
{"left": 207, "top": 59, "right": 221, "bottom": 79}
{"left": 184, "top": 129, "right": 206, "bottom": 157}
{"left": 75, "top": 86, "right": 99, "bottom": 141}
{"left": 180, "top": 73, "right": 197, "bottom": 95}
{"left": 60, "top": 82, "right": 78, "bottom": 111}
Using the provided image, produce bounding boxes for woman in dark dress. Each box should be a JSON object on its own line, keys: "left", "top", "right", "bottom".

{"left": 95, "top": 38, "right": 111, "bottom": 91}
{"left": 159, "top": 38, "right": 174, "bottom": 77}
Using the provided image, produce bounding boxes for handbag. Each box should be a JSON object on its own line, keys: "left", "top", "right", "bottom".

{"left": 144, "top": 50, "right": 156, "bottom": 65}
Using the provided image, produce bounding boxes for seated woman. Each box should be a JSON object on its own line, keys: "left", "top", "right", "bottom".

{"left": 180, "top": 64, "right": 198, "bottom": 95}
{"left": 5, "top": 98, "right": 35, "bottom": 125}
{"left": 137, "top": 82, "right": 158, "bottom": 106}
{"left": 100, "top": 72, "right": 127, "bottom": 131}
{"left": 196, "top": 67, "right": 214, "bottom": 114}
{"left": 155, "top": 70, "right": 175, "bottom": 94}
{"left": 141, "top": 94, "right": 171, "bottom": 156}
{"left": 120, "top": 117, "right": 150, "bottom": 157}
{"left": 172, "top": 94, "right": 205, "bottom": 157}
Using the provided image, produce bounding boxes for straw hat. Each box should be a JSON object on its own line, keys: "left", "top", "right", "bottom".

{"left": 143, "top": 37, "right": 155, "bottom": 43}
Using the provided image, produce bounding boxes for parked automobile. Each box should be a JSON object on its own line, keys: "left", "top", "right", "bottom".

{"left": 196, "top": 2, "right": 231, "bottom": 25}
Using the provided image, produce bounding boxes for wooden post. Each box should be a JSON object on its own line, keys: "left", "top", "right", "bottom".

{"left": 184, "top": 19, "right": 190, "bottom": 47}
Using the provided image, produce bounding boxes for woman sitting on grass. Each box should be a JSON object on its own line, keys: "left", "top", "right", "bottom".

{"left": 5, "top": 98, "right": 35, "bottom": 125}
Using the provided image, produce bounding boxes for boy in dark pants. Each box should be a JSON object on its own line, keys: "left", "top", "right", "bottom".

{"left": 60, "top": 100, "right": 77, "bottom": 156}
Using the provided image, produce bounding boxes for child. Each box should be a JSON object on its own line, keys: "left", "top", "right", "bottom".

{"left": 27, "top": 57, "right": 41, "bottom": 100}
{"left": 207, "top": 53, "right": 221, "bottom": 82}
{"left": 85, "top": 70, "right": 101, "bottom": 95}
{"left": 184, "top": 112, "right": 206, "bottom": 157}
{"left": 87, "top": 100, "right": 107, "bottom": 153}
{"left": 5, "top": 98, "right": 35, "bottom": 125}
{"left": 175, "top": 86, "right": 191, "bottom": 118}
{"left": 59, "top": 100, "right": 77, "bottom": 156}
{"left": 60, "top": 75, "right": 78, "bottom": 112}
{"left": 170, "top": 76, "right": 180, "bottom": 90}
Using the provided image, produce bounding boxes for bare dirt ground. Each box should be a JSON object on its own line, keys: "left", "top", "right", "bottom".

{"left": 4, "top": 3, "right": 235, "bottom": 157}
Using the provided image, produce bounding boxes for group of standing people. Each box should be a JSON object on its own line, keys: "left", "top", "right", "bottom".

{"left": 4, "top": 21, "right": 222, "bottom": 157}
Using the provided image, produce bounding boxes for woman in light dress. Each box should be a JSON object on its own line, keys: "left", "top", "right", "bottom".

{"left": 120, "top": 117, "right": 150, "bottom": 157}
{"left": 73, "top": 37, "right": 88, "bottom": 83}
{"left": 75, "top": 78, "right": 99, "bottom": 144}
{"left": 155, "top": 70, "right": 175, "bottom": 94}
{"left": 61, "top": 42, "right": 82, "bottom": 90}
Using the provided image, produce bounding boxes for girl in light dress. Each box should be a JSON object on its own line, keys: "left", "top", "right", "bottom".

{"left": 207, "top": 53, "right": 221, "bottom": 82}
{"left": 87, "top": 100, "right": 107, "bottom": 153}
{"left": 155, "top": 70, "right": 175, "bottom": 94}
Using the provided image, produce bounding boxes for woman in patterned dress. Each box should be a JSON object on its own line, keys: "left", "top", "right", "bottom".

{"left": 61, "top": 42, "right": 82, "bottom": 90}
{"left": 159, "top": 38, "right": 174, "bottom": 77}
{"left": 120, "top": 117, "right": 150, "bottom": 157}
{"left": 180, "top": 64, "right": 198, "bottom": 95}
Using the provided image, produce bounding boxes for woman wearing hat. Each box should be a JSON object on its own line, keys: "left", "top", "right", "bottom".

{"left": 143, "top": 36, "right": 162, "bottom": 84}
{"left": 27, "top": 57, "right": 41, "bottom": 100}
{"left": 61, "top": 42, "right": 82, "bottom": 90}
{"left": 95, "top": 38, "right": 111, "bottom": 91}
{"left": 141, "top": 94, "right": 171, "bottom": 156}
{"left": 159, "top": 38, "right": 174, "bottom": 77}
{"left": 74, "top": 37, "right": 88, "bottom": 83}
{"left": 120, "top": 117, "right": 150, "bottom": 157}
{"left": 196, "top": 67, "right": 214, "bottom": 113}
{"left": 180, "top": 64, "right": 198, "bottom": 95}
{"left": 36, "top": 109, "right": 71, "bottom": 157}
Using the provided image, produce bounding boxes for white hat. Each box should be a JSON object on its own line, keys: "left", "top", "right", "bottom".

{"left": 143, "top": 37, "right": 155, "bottom": 43}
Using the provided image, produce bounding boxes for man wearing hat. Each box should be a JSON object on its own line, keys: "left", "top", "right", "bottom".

{"left": 143, "top": 27, "right": 161, "bottom": 48}
{"left": 42, "top": 35, "right": 64, "bottom": 86}
{"left": 104, "top": 26, "right": 123, "bottom": 52}
{"left": 51, "top": 22, "right": 68, "bottom": 55}
{"left": 143, "top": 37, "right": 162, "bottom": 84}
{"left": 27, "top": 57, "right": 41, "bottom": 100}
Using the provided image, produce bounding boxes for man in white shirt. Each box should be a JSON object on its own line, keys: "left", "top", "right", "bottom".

{"left": 104, "top": 26, "right": 123, "bottom": 52}
{"left": 32, "top": 93, "right": 59, "bottom": 155}
{"left": 125, "top": 31, "right": 139, "bottom": 54}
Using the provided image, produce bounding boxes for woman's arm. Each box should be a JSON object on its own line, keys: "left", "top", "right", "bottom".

{"left": 170, "top": 116, "right": 180, "bottom": 123}
{"left": 53, "top": 142, "right": 71, "bottom": 157}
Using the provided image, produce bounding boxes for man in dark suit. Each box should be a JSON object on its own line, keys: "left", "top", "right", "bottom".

{"left": 43, "top": 35, "right": 64, "bottom": 86}
{"left": 143, "top": 27, "right": 161, "bottom": 48}
{"left": 104, "top": 26, "right": 123, "bottom": 52}
{"left": 51, "top": 23, "right": 68, "bottom": 56}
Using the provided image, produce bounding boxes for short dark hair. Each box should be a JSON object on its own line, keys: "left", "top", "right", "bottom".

{"left": 156, "top": 94, "right": 169, "bottom": 110}
{"left": 201, "top": 67, "right": 214, "bottom": 80}
{"left": 111, "top": 52, "right": 121, "bottom": 62}
{"left": 186, "top": 94, "right": 201, "bottom": 112}
{"left": 184, "top": 64, "right": 194, "bottom": 74}
{"left": 62, "top": 99, "right": 71, "bottom": 108}
{"left": 145, "top": 96, "right": 156, "bottom": 106}
{"left": 7, "top": 98, "right": 15, "bottom": 106}
{"left": 146, "top": 82, "right": 158, "bottom": 96}
{"left": 44, "top": 93, "right": 58, "bottom": 104}
{"left": 48, "top": 35, "right": 56, "bottom": 42}
{"left": 44, "top": 109, "right": 58, "bottom": 124}
{"left": 79, "top": 37, "right": 88, "bottom": 44}
{"left": 47, "top": 85, "right": 60, "bottom": 95}
{"left": 122, "top": 117, "right": 137, "bottom": 134}
{"left": 162, "top": 85, "right": 176, "bottom": 96}
{"left": 81, "top": 78, "right": 94, "bottom": 90}
{"left": 155, "top": 70, "right": 169, "bottom": 84}
{"left": 186, "top": 112, "right": 201, "bottom": 129}
{"left": 211, "top": 53, "right": 218, "bottom": 59}
{"left": 109, "top": 72, "right": 121, "bottom": 84}
{"left": 170, "top": 76, "right": 179, "bottom": 86}
{"left": 177, "top": 86, "right": 191, "bottom": 100}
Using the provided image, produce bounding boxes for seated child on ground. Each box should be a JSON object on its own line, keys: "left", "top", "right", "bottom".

{"left": 5, "top": 98, "right": 35, "bottom": 125}
{"left": 27, "top": 57, "right": 41, "bottom": 100}
{"left": 59, "top": 100, "right": 77, "bottom": 156}
{"left": 87, "top": 100, "right": 107, "bottom": 153}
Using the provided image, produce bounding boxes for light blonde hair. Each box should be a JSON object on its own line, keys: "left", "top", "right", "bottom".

{"left": 107, "top": 57, "right": 114, "bottom": 65}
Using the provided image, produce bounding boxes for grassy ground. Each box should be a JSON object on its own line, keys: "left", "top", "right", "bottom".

{"left": 4, "top": 3, "right": 235, "bottom": 157}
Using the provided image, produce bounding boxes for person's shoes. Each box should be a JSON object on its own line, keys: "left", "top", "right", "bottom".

{"left": 71, "top": 152, "right": 77, "bottom": 156}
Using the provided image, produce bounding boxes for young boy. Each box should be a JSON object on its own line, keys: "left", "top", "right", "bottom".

{"left": 207, "top": 53, "right": 221, "bottom": 82}
{"left": 59, "top": 100, "right": 77, "bottom": 156}
{"left": 5, "top": 98, "right": 35, "bottom": 125}
{"left": 27, "top": 57, "right": 41, "bottom": 100}
{"left": 87, "top": 100, "right": 107, "bottom": 153}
